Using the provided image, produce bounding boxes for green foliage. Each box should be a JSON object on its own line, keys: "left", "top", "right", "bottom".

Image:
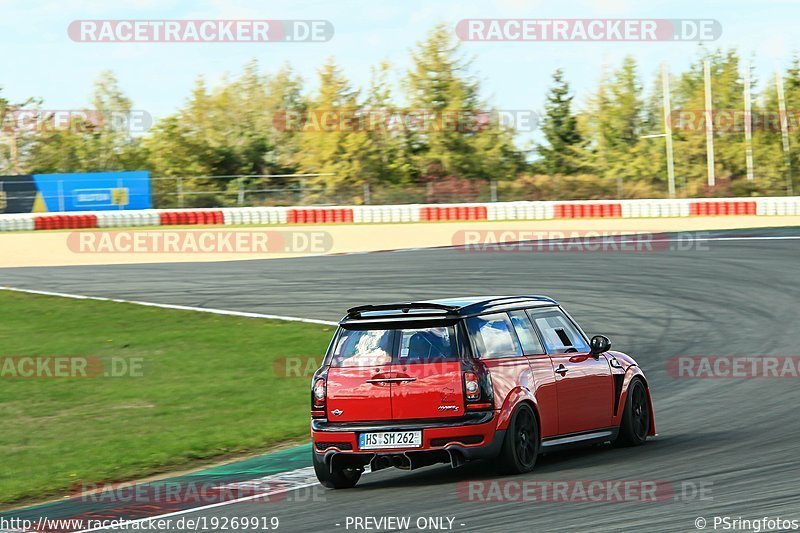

{"left": 143, "top": 61, "right": 305, "bottom": 206}
{"left": 24, "top": 72, "right": 146, "bottom": 174}
{"left": 295, "top": 58, "right": 362, "bottom": 202}
{"left": 405, "top": 25, "right": 522, "bottom": 183}
{"left": 2, "top": 29, "right": 800, "bottom": 202}
{"left": 580, "top": 56, "right": 653, "bottom": 195}
{"left": 535, "top": 69, "right": 585, "bottom": 175}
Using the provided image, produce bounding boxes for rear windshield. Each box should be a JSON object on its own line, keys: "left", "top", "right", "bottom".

{"left": 330, "top": 326, "right": 457, "bottom": 367}
{"left": 331, "top": 329, "right": 393, "bottom": 367}
{"left": 398, "top": 327, "right": 455, "bottom": 363}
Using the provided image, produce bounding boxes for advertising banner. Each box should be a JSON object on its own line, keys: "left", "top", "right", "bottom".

{"left": 0, "top": 175, "right": 37, "bottom": 214}
{"left": 31, "top": 171, "right": 152, "bottom": 212}
{"left": 0, "top": 171, "right": 152, "bottom": 213}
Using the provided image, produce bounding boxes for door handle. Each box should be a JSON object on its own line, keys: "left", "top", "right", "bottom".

{"left": 366, "top": 377, "right": 417, "bottom": 383}
{"left": 555, "top": 365, "right": 569, "bottom": 376}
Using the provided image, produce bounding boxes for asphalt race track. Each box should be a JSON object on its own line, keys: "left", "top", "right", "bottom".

{"left": 3, "top": 227, "right": 800, "bottom": 532}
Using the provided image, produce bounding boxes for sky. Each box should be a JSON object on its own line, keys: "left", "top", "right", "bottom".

{"left": 1, "top": 0, "right": 798, "bottom": 129}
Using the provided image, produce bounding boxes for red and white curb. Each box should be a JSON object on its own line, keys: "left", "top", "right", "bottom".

{"left": 1, "top": 196, "right": 800, "bottom": 232}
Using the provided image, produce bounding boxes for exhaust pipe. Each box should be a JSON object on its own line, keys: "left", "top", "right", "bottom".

{"left": 392, "top": 455, "right": 412, "bottom": 470}
{"left": 369, "top": 455, "right": 393, "bottom": 472}
{"left": 372, "top": 450, "right": 455, "bottom": 472}
{"left": 330, "top": 452, "right": 372, "bottom": 473}
{"left": 447, "top": 449, "right": 466, "bottom": 468}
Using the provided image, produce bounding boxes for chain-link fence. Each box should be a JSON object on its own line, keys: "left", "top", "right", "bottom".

{"left": 3, "top": 171, "right": 761, "bottom": 214}
{"left": 150, "top": 173, "right": 644, "bottom": 208}
{"left": 151, "top": 174, "right": 504, "bottom": 208}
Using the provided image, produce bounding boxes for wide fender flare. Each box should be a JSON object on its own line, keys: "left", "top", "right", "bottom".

{"left": 617, "top": 366, "right": 656, "bottom": 436}
{"left": 495, "top": 386, "right": 539, "bottom": 432}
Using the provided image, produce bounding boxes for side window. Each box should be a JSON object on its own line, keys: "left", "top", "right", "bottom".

{"left": 466, "top": 313, "right": 522, "bottom": 359}
{"left": 508, "top": 310, "right": 545, "bottom": 355}
{"left": 526, "top": 308, "right": 590, "bottom": 354}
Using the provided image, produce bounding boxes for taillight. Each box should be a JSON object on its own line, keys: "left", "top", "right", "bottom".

{"left": 464, "top": 372, "right": 480, "bottom": 400}
{"left": 312, "top": 378, "right": 326, "bottom": 410}
{"left": 462, "top": 361, "right": 493, "bottom": 410}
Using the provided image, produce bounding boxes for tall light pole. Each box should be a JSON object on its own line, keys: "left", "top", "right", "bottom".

{"left": 662, "top": 64, "right": 676, "bottom": 198}
{"left": 641, "top": 64, "right": 677, "bottom": 199}
{"left": 704, "top": 60, "right": 716, "bottom": 187}
{"left": 743, "top": 62, "right": 755, "bottom": 181}
{"left": 776, "top": 70, "right": 794, "bottom": 195}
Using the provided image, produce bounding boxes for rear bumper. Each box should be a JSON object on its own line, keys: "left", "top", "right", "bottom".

{"left": 311, "top": 411, "right": 503, "bottom": 472}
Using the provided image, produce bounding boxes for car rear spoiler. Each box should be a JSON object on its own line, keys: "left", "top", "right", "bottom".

{"left": 345, "top": 302, "right": 459, "bottom": 320}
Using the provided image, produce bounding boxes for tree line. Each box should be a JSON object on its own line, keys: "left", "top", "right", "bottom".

{"left": 1, "top": 24, "right": 799, "bottom": 206}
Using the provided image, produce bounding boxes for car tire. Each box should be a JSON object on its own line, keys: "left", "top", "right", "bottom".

{"left": 313, "top": 452, "right": 362, "bottom": 489}
{"left": 613, "top": 378, "right": 650, "bottom": 447}
{"left": 497, "top": 403, "right": 539, "bottom": 474}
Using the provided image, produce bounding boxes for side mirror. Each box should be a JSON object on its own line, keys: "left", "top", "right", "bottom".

{"left": 590, "top": 335, "right": 611, "bottom": 356}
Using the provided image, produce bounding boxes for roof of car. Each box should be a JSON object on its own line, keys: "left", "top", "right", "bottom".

{"left": 343, "top": 295, "right": 559, "bottom": 323}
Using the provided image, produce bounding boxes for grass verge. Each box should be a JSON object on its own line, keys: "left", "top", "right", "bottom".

{"left": 0, "top": 290, "right": 333, "bottom": 505}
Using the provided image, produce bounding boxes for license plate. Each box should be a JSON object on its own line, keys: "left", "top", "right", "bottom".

{"left": 359, "top": 431, "right": 422, "bottom": 450}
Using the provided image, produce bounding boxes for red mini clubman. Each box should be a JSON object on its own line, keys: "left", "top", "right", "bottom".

{"left": 311, "top": 296, "right": 655, "bottom": 488}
